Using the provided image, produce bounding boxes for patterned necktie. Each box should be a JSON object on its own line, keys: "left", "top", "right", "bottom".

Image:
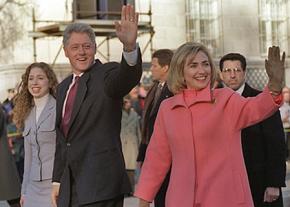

{"left": 61, "top": 76, "right": 80, "bottom": 137}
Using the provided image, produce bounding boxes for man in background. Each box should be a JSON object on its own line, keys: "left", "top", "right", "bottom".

{"left": 220, "top": 53, "right": 286, "bottom": 206}
{"left": 137, "top": 49, "right": 173, "bottom": 207}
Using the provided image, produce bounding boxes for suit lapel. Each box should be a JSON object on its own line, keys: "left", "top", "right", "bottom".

{"left": 142, "top": 82, "right": 158, "bottom": 121}
{"left": 37, "top": 95, "right": 55, "bottom": 127}
{"left": 67, "top": 72, "right": 90, "bottom": 134}
{"left": 56, "top": 76, "right": 72, "bottom": 126}
{"left": 26, "top": 106, "right": 37, "bottom": 129}
{"left": 241, "top": 83, "right": 251, "bottom": 98}
{"left": 149, "top": 83, "right": 171, "bottom": 118}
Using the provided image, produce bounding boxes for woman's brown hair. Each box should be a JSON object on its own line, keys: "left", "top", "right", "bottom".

{"left": 13, "top": 62, "right": 58, "bottom": 129}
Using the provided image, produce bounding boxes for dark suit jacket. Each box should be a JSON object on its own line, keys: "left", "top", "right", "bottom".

{"left": 137, "top": 82, "right": 173, "bottom": 162}
{"left": 241, "top": 83, "right": 286, "bottom": 207}
{"left": 52, "top": 53, "right": 142, "bottom": 206}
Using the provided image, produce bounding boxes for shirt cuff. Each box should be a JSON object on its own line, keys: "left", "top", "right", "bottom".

{"left": 52, "top": 182, "right": 61, "bottom": 186}
{"left": 122, "top": 43, "right": 139, "bottom": 66}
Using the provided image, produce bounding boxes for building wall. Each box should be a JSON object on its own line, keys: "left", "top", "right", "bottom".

{"left": 221, "top": 0, "right": 260, "bottom": 57}
{"left": 150, "top": 0, "right": 186, "bottom": 50}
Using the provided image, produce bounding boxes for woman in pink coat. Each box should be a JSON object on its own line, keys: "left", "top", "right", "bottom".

{"left": 134, "top": 43, "right": 285, "bottom": 207}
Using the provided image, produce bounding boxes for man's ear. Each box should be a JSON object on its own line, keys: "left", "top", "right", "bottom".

{"left": 163, "top": 65, "right": 169, "bottom": 73}
{"left": 64, "top": 46, "right": 68, "bottom": 58}
{"left": 93, "top": 43, "right": 97, "bottom": 54}
{"left": 244, "top": 70, "right": 247, "bottom": 77}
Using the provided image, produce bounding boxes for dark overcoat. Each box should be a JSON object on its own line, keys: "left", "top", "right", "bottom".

{"left": 52, "top": 53, "right": 142, "bottom": 206}
{"left": 242, "top": 83, "right": 286, "bottom": 207}
{"left": 0, "top": 106, "right": 21, "bottom": 200}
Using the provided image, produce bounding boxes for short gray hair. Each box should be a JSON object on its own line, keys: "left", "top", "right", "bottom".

{"left": 63, "top": 22, "right": 96, "bottom": 46}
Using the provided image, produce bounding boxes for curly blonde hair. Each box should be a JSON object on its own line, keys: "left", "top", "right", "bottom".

{"left": 167, "top": 42, "right": 217, "bottom": 94}
{"left": 13, "top": 62, "right": 58, "bottom": 129}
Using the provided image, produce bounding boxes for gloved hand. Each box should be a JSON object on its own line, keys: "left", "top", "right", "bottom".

{"left": 265, "top": 46, "right": 286, "bottom": 94}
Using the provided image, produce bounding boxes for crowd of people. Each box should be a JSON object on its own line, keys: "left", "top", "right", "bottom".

{"left": 0, "top": 4, "right": 290, "bottom": 207}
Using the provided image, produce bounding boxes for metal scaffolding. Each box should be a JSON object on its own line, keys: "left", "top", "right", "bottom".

{"left": 29, "top": 0, "right": 154, "bottom": 66}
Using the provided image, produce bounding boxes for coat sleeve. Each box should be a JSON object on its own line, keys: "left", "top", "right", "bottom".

{"left": 104, "top": 49, "right": 142, "bottom": 99}
{"left": 134, "top": 105, "right": 172, "bottom": 202}
{"left": 261, "top": 111, "right": 286, "bottom": 187}
{"left": 227, "top": 87, "right": 281, "bottom": 131}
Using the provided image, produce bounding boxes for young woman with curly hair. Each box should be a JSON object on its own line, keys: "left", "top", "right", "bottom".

{"left": 13, "top": 62, "right": 58, "bottom": 207}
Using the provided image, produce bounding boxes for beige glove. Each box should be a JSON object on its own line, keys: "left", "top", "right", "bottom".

{"left": 265, "top": 46, "right": 286, "bottom": 94}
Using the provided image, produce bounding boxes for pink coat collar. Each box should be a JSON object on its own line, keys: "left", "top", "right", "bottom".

{"left": 170, "top": 84, "right": 214, "bottom": 109}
